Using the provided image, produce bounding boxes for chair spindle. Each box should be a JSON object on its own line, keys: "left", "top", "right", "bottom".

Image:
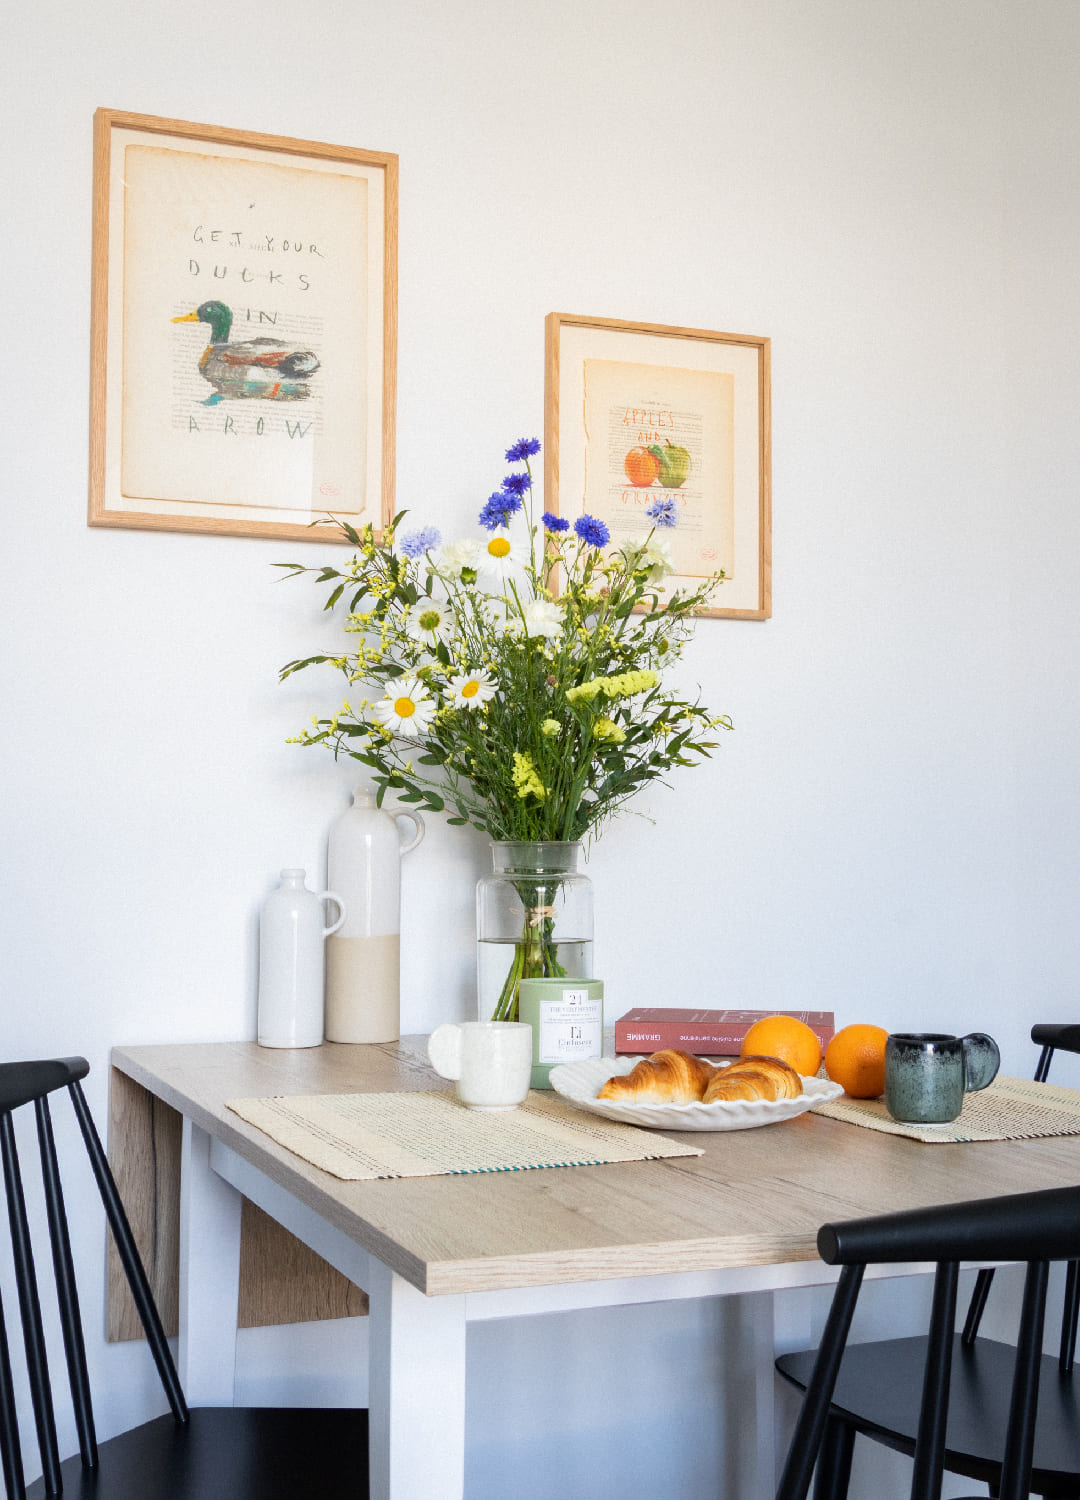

{"left": 998, "top": 1260, "right": 1048, "bottom": 1500}
{"left": 0, "top": 1285, "right": 27, "bottom": 1500}
{"left": 776, "top": 1263, "right": 865, "bottom": 1500}
{"left": 67, "top": 1082, "right": 188, "bottom": 1423}
{"left": 1034, "top": 1044, "right": 1055, "bottom": 1084}
{"left": 36, "top": 1096, "right": 98, "bottom": 1470}
{"left": 909, "top": 1261, "right": 958, "bottom": 1500}
{"left": 1, "top": 1111, "right": 61, "bottom": 1495}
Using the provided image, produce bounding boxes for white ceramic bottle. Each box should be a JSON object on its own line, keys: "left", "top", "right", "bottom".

{"left": 257, "top": 869, "right": 346, "bottom": 1048}
{"left": 325, "top": 785, "right": 425, "bottom": 1043}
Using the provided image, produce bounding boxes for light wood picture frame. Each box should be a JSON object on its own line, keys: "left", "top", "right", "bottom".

{"left": 545, "top": 312, "right": 771, "bottom": 619}
{"left": 89, "top": 108, "right": 397, "bottom": 543}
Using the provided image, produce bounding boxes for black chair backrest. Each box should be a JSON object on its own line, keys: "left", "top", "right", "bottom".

{"left": 776, "top": 1185, "right": 1080, "bottom": 1500}
{"left": 1031, "top": 1023, "right": 1080, "bottom": 1083}
{"left": 960, "top": 1022, "right": 1080, "bottom": 1370}
{"left": 0, "top": 1059, "right": 186, "bottom": 1500}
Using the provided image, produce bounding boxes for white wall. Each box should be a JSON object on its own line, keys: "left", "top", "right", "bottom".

{"left": 3, "top": 1, "right": 1079, "bottom": 1495}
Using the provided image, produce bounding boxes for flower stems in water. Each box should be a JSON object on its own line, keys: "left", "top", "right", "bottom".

{"left": 488, "top": 910, "right": 569, "bottom": 1021}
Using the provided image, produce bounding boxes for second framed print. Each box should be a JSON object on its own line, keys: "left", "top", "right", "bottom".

{"left": 89, "top": 108, "right": 397, "bottom": 543}
{"left": 545, "top": 313, "right": 771, "bottom": 619}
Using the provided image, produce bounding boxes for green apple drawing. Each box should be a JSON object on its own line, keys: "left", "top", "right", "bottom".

{"left": 649, "top": 441, "right": 692, "bottom": 488}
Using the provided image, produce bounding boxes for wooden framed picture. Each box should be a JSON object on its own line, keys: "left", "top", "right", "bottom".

{"left": 88, "top": 108, "right": 397, "bottom": 543}
{"left": 545, "top": 313, "right": 771, "bottom": 619}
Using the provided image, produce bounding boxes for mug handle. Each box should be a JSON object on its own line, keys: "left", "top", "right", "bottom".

{"left": 428, "top": 1023, "right": 463, "bottom": 1081}
{"left": 961, "top": 1032, "right": 1000, "bottom": 1092}
{"left": 319, "top": 891, "right": 347, "bottom": 938}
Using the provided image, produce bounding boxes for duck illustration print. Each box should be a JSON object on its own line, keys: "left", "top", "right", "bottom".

{"left": 89, "top": 108, "right": 397, "bottom": 541}
{"left": 171, "top": 301, "right": 320, "bottom": 406}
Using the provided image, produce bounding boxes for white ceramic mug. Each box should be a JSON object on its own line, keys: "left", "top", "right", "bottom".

{"left": 427, "top": 1022, "right": 533, "bottom": 1110}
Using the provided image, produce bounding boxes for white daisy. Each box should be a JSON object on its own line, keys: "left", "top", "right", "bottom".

{"left": 449, "top": 671, "right": 497, "bottom": 709}
{"left": 371, "top": 678, "right": 437, "bottom": 735}
{"left": 436, "top": 537, "right": 484, "bottom": 579}
{"left": 476, "top": 531, "right": 528, "bottom": 590}
{"left": 621, "top": 533, "right": 677, "bottom": 585}
{"left": 519, "top": 598, "right": 564, "bottom": 640}
{"left": 406, "top": 597, "right": 452, "bottom": 647}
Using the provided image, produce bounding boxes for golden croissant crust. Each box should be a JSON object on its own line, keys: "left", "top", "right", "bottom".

{"left": 597, "top": 1049, "right": 717, "bottom": 1103}
{"left": 702, "top": 1054, "right": 804, "bottom": 1104}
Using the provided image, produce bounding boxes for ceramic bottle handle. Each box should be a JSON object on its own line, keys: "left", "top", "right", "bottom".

{"left": 320, "top": 892, "right": 347, "bottom": 938}
{"left": 396, "top": 811, "right": 425, "bottom": 856}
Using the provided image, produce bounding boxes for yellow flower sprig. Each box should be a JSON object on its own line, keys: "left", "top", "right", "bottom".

{"left": 511, "top": 752, "right": 547, "bottom": 801}
{"left": 565, "top": 669, "right": 659, "bottom": 705}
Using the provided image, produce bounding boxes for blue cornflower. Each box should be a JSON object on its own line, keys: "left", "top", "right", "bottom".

{"left": 505, "top": 438, "right": 541, "bottom": 462}
{"left": 574, "top": 514, "right": 610, "bottom": 549}
{"left": 399, "top": 525, "right": 442, "bottom": 558}
{"left": 478, "top": 491, "right": 522, "bottom": 530}
{"left": 542, "top": 512, "right": 570, "bottom": 532}
{"left": 502, "top": 471, "right": 532, "bottom": 496}
{"left": 645, "top": 496, "right": 679, "bottom": 528}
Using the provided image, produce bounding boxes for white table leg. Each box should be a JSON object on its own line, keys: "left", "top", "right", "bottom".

{"left": 178, "top": 1119, "right": 242, "bottom": 1405}
{"left": 367, "top": 1258, "right": 467, "bottom": 1500}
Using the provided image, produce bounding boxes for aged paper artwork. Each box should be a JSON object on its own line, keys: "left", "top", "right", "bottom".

{"left": 546, "top": 313, "right": 770, "bottom": 619}
{"left": 89, "top": 110, "right": 397, "bottom": 542}
{"left": 582, "top": 359, "right": 735, "bottom": 582}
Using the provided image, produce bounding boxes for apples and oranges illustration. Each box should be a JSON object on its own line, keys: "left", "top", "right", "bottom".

{"left": 623, "top": 440, "right": 691, "bottom": 488}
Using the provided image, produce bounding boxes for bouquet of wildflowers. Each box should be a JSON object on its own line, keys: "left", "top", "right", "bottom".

{"left": 279, "top": 437, "right": 731, "bottom": 1016}
{"left": 280, "top": 437, "right": 730, "bottom": 838}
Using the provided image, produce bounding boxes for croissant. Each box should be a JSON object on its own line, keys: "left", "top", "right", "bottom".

{"left": 597, "top": 1049, "right": 717, "bottom": 1103}
{"left": 703, "top": 1068, "right": 774, "bottom": 1102}
{"left": 702, "top": 1054, "right": 804, "bottom": 1104}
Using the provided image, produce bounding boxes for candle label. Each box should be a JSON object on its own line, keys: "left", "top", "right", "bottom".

{"left": 537, "top": 987, "right": 603, "bottom": 1065}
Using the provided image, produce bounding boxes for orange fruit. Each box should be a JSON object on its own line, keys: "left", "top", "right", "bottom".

{"left": 739, "top": 1016, "right": 823, "bottom": 1078}
{"left": 824, "top": 1024, "right": 889, "bottom": 1098}
{"left": 624, "top": 446, "right": 661, "bottom": 487}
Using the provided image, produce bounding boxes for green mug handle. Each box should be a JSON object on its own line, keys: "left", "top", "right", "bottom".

{"left": 961, "top": 1033, "right": 1000, "bottom": 1092}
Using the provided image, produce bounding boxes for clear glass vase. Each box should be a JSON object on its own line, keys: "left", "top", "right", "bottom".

{"left": 476, "top": 842, "right": 593, "bottom": 1022}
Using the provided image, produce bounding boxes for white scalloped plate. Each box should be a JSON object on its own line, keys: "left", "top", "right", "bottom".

{"left": 548, "top": 1056, "right": 844, "bottom": 1131}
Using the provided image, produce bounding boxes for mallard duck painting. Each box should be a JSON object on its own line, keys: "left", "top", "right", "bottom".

{"left": 171, "top": 300, "right": 320, "bottom": 405}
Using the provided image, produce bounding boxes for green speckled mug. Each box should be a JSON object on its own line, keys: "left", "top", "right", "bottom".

{"left": 884, "top": 1032, "right": 1000, "bottom": 1124}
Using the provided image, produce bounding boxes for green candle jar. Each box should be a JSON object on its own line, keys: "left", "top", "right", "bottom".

{"left": 517, "top": 977, "right": 604, "bottom": 1089}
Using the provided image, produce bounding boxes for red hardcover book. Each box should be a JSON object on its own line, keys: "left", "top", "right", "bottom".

{"left": 614, "top": 1007, "right": 835, "bottom": 1057}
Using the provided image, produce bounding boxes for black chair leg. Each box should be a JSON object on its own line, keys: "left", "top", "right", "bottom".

{"left": 812, "top": 1414, "right": 855, "bottom": 1500}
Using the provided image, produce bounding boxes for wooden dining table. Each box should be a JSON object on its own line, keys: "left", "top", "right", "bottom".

{"left": 108, "top": 1038, "right": 1080, "bottom": 1500}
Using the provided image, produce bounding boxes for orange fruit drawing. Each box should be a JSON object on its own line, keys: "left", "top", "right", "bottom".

{"left": 624, "top": 446, "right": 661, "bottom": 487}
{"left": 824, "top": 1024, "right": 889, "bottom": 1098}
{"left": 739, "top": 1016, "right": 823, "bottom": 1078}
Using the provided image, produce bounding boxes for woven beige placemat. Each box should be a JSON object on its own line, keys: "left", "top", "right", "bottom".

{"left": 815, "top": 1075, "right": 1080, "bottom": 1143}
{"left": 225, "top": 1088, "right": 703, "bottom": 1181}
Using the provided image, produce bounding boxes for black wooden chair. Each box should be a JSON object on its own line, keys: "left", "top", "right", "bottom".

{"left": 960, "top": 1025, "right": 1080, "bottom": 1369}
{"left": 777, "top": 1024, "right": 1080, "bottom": 1499}
{"left": 776, "top": 1185, "right": 1080, "bottom": 1500}
{"left": 0, "top": 1057, "right": 369, "bottom": 1499}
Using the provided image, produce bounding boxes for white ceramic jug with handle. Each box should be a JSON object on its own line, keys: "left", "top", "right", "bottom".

{"left": 258, "top": 869, "right": 346, "bottom": 1048}
{"left": 325, "top": 784, "right": 425, "bottom": 1042}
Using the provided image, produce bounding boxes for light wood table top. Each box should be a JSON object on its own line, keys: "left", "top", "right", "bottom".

{"left": 112, "top": 1039, "right": 1080, "bottom": 1298}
